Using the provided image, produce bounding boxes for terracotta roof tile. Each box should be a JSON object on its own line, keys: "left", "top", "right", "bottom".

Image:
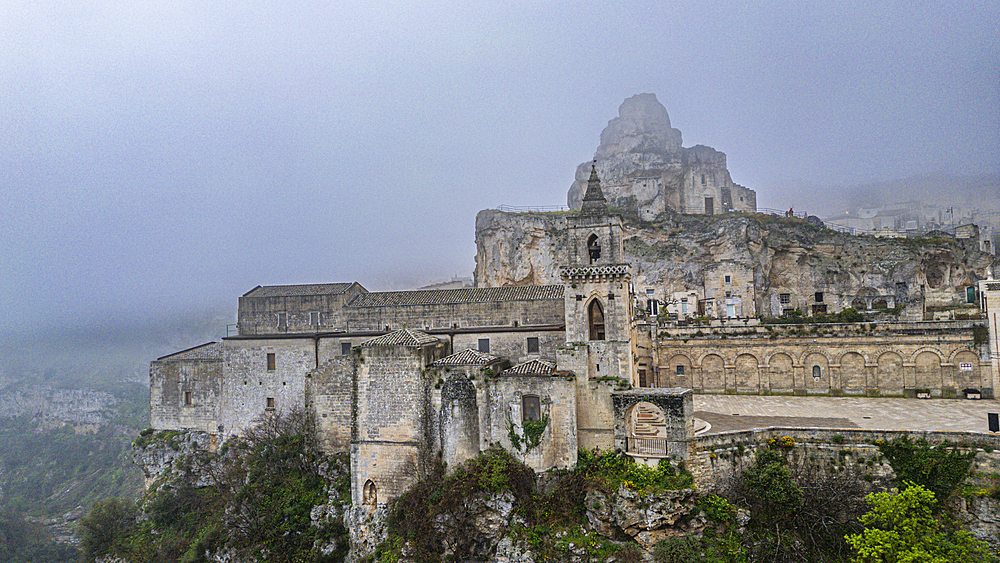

{"left": 504, "top": 359, "right": 556, "bottom": 376}
{"left": 431, "top": 349, "right": 502, "bottom": 367}
{"left": 361, "top": 329, "right": 440, "bottom": 348}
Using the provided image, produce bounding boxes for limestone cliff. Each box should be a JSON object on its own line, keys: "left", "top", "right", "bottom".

{"left": 567, "top": 93, "right": 756, "bottom": 219}
{"left": 475, "top": 209, "right": 998, "bottom": 319}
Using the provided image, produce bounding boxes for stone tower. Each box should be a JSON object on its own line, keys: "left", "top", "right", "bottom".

{"left": 558, "top": 164, "right": 636, "bottom": 449}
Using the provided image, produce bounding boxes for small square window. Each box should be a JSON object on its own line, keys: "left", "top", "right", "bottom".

{"left": 779, "top": 293, "right": 791, "bottom": 305}
{"left": 478, "top": 338, "right": 490, "bottom": 353}
{"left": 310, "top": 311, "right": 320, "bottom": 326}
{"left": 522, "top": 395, "right": 540, "bottom": 423}
{"left": 341, "top": 342, "right": 352, "bottom": 356}
{"left": 676, "top": 365, "right": 685, "bottom": 375}
{"left": 526, "top": 337, "right": 539, "bottom": 354}
{"left": 267, "top": 353, "right": 276, "bottom": 371}
{"left": 814, "top": 292, "right": 824, "bottom": 303}
{"left": 266, "top": 397, "right": 275, "bottom": 410}
{"left": 184, "top": 391, "right": 192, "bottom": 406}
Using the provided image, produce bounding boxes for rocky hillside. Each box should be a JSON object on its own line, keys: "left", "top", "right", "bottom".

{"left": 475, "top": 209, "right": 997, "bottom": 318}
{"left": 567, "top": 93, "right": 755, "bottom": 219}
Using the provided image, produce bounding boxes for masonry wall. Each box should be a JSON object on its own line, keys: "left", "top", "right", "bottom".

{"left": 345, "top": 299, "right": 564, "bottom": 332}
{"left": 559, "top": 345, "right": 616, "bottom": 451}
{"left": 486, "top": 374, "right": 577, "bottom": 471}
{"left": 150, "top": 345, "right": 222, "bottom": 433}
{"left": 238, "top": 284, "right": 366, "bottom": 335}
{"left": 657, "top": 324, "right": 991, "bottom": 397}
{"left": 452, "top": 329, "right": 564, "bottom": 365}
{"left": 686, "top": 427, "right": 1000, "bottom": 492}
{"left": 351, "top": 342, "right": 446, "bottom": 507}
{"left": 435, "top": 371, "right": 483, "bottom": 471}
{"left": 306, "top": 356, "right": 355, "bottom": 452}
{"left": 219, "top": 338, "right": 316, "bottom": 439}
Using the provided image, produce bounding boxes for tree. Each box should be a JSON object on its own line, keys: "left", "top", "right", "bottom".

{"left": 78, "top": 498, "right": 137, "bottom": 562}
{"left": 846, "top": 483, "right": 992, "bottom": 563}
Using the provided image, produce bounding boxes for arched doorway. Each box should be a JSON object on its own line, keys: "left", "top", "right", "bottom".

{"left": 626, "top": 401, "right": 668, "bottom": 456}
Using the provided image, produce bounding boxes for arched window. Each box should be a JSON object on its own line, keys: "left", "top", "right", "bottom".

{"left": 589, "top": 300, "right": 606, "bottom": 341}
{"left": 812, "top": 365, "right": 822, "bottom": 378}
{"left": 587, "top": 234, "right": 601, "bottom": 263}
{"left": 363, "top": 479, "right": 377, "bottom": 506}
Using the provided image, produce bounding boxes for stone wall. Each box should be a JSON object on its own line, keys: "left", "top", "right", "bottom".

{"left": 351, "top": 341, "right": 447, "bottom": 507}
{"left": 220, "top": 338, "right": 316, "bottom": 439}
{"left": 485, "top": 373, "right": 578, "bottom": 472}
{"left": 237, "top": 283, "right": 366, "bottom": 335}
{"left": 346, "top": 296, "right": 564, "bottom": 332}
{"left": 451, "top": 329, "right": 564, "bottom": 366}
{"left": 150, "top": 342, "right": 222, "bottom": 432}
{"left": 656, "top": 323, "right": 992, "bottom": 396}
{"left": 306, "top": 356, "right": 355, "bottom": 452}
{"left": 684, "top": 427, "right": 1000, "bottom": 492}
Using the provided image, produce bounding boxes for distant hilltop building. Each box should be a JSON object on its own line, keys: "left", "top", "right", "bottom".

{"left": 567, "top": 93, "right": 756, "bottom": 219}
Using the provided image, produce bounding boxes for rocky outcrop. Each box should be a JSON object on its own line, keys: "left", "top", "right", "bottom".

{"left": 0, "top": 384, "right": 119, "bottom": 425}
{"left": 584, "top": 487, "right": 705, "bottom": 549}
{"left": 567, "top": 93, "right": 755, "bottom": 220}
{"left": 475, "top": 210, "right": 998, "bottom": 318}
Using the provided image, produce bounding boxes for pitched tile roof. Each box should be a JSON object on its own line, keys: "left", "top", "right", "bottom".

{"left": 431, "top": 349, "right": 502, "bottom": 367}
{"left": 347, "top": 285, "right": 564, "bottom": 308}
{"left": 504, "top": 359, "right": 556, "bottom": 376}
{"left": 156, "top": 342, "right": 222, "bottom": 361}
{"left": 243, "top": 283, "right": 359, "bottom": 298}
{"left": 361, "top": 329, "right": 440, "bottom": 348}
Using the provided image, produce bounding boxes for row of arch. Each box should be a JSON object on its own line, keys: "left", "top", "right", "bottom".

{"left": 673, "top": 347, "right": 980, "bottom": 367}
{"left": 660, "top": 348, "right": 985, "bottom": 391}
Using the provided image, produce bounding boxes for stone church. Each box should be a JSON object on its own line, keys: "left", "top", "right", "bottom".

{"left": 151, "top": 166, "right": 694, "bottom": 507}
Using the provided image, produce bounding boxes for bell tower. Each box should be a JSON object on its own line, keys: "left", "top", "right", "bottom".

{"left": 558, "top": 163, "right": 636, "bottom": 449}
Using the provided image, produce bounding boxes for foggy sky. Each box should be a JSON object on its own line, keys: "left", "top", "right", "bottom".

{"left": 3, "top": 1, "right": 998, "bottom": 337}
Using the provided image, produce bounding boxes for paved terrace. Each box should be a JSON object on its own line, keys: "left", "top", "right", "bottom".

{"left": 694, "top": 395, "right": 1000, "bottom": 435}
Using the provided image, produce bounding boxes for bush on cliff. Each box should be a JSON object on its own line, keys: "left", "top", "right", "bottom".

{"left": 79, "top": 410, "right": 348, "bottom": 563}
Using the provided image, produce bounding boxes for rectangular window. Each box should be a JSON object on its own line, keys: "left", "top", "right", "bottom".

{"left": 724, "top": 275, "right": 732, "bottom": 284}
{"left": 478, "top": 338, "right": 490, "bottom": 353}
{"left": 815, "top": 292, "right": 824, "bottom": 303}
{"left": 266, "top": 353, "right": 276, "bottom": 371}
{"left": 812, "top": 304, "right": 828, "bottom": 315}
{"left": 676, "top": 365, "right": 685, "bottom": 375}
{"left": 341, "top": 342, "right": 352, "bottom": 356}
{"left": 310, "top": 311, "right": 320, "bottom": 326}
{"left": 184, "top": 391, "right": 192, "bottom": 406}
{"left": 526, "top": 337, "right": 539, "bottom": 354}
{"left": 522, "top": 395, "right": 540, "bottom": 423}
{"left": 266, "top": 397, "right": 275, "bottom": 410}
{"left": 779, "top": 293, "right": 791, "bottom": 305}
{"left": 277, "top": 312, "right": 287, "bottom": 328}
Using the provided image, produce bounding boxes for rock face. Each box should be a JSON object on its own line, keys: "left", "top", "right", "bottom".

{"left": 585, "top": 487, "right": 704, "bottom": 549}
{"left": 0, "top": 384, "right": 119, "bottom": 425}
{"left": 475, "top": 210, "right": 998, "bottom": 319}
{"left": 567, "top": 93, "right": 756, "bottom": 220}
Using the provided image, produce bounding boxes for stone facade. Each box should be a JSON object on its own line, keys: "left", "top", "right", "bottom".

{"left": 656, "top": 323, "right": 993, "bottom": 397}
